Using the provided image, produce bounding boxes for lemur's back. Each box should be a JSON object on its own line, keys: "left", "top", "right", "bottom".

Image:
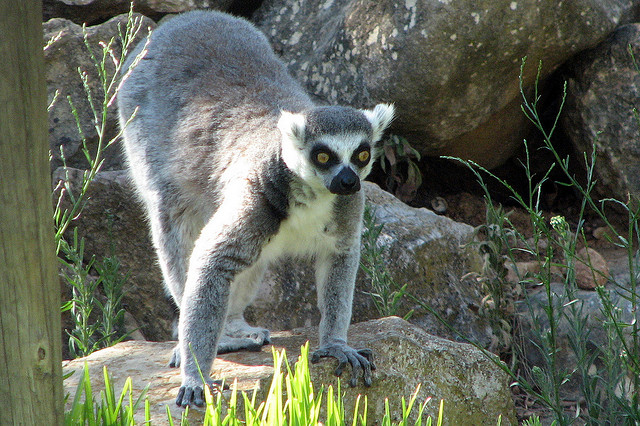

{"left": 119, "top": 10, "right": 310, "bottom": 116}
{"left": 118, "top": 11, "right": 312, "bottom": 197}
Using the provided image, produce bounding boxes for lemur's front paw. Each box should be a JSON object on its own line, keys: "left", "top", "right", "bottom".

{"left": 175, "top": 379, "right": 225, "bottom": 407}
{"left": 176, "top": 384, "right": 205, "bottom": 407}
{"left": 311, "top": 343, "right": 376, "bottom": 387}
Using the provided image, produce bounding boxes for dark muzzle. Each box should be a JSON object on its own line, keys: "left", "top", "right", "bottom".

{"left": 329, "top": 167, "right": 360, "bottom": 195}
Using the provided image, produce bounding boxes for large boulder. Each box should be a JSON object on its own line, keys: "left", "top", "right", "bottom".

{"left": 43, "top": 0, "right": 234, "bottom": 25}
{"left": 254, "top": 0, "right": 640, "bottom": 168}
{"left": 561, "top": 24, "right": 640, "bottom": 205}
{"left": 57, "top": 168, "right": 489, "bottom": 347}
{"left": 62, "top": 317, "right": 517, "bottom": 424}
{"left": 44, "top": 14, "right": 155, "bottom": 173}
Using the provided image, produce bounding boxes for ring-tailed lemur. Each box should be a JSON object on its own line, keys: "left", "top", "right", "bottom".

{"left": 117, "top": 10, "right": 394, "bottom": 407}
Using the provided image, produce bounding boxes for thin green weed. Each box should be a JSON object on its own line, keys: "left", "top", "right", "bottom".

{"left": 360, "top": 204, "right": 413, "bottom": 320}
{"left": 441, "top": 56, "right": 640, "bottom": 424}
{"left": 52, "top": 2, "right": 150, "bottom": 358}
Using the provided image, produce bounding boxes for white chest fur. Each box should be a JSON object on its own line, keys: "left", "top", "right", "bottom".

{"left": 260, "top": 191, "right": 338, "bottom": 262}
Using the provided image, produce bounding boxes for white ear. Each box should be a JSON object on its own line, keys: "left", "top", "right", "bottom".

{"left": 277, "top": 110, "right": 306, "bottom": 144}
{"left": 362, "top": 103, "right": 395, "bottom": 142}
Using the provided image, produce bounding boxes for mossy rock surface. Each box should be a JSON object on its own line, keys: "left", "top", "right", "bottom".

{"left": 63, "top": 317, "right": 517, "bottom": 424}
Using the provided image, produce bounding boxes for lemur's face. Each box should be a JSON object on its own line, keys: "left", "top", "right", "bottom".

{"left": 279, "top": 104, "right": 395, "bottom": 195}
{"left": 307, "top": 132, "right": 372, "bottom": 195}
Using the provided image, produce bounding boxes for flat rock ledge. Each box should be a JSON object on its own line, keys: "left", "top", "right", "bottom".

{"left": 63, "top": 317, "right": 516, "bottom": 425}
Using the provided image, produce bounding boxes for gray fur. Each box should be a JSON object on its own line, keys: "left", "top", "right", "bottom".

{"left": 117, "top": 10, "right": 394, "bottom": 407}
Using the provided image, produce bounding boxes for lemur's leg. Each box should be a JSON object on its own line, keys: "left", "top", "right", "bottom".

{"left": 144, "top": 197, "right": 204, "bottom": 368}
{"left": 170, "top": 262, "right": 271, "bottom": 364}
{"left": 146, "top": 197, "right": 195, "bottom": 307}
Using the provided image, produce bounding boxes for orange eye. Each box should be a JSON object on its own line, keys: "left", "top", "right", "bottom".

{"left": 317, "top": 152, "right": 330, "bottom": 164}
{"left": 358, "top": 150, "right": 370, "bottom": 163}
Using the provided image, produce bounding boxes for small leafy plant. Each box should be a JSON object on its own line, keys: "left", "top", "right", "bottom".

{"left": 51, "top": 3, "right": 150, "bottom": 358}
{"left": 466, "top": 203, "right": 517, "bottom": 356}
{"left": 380, "top": 134, "right": 423, "bottom": 202}
{"left": 64, "top": 363, "right": 150, "bottom": 425}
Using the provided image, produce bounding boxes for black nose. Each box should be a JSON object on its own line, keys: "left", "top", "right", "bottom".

{"left": 329, "top": 167, "right": 360, "bottom": 195}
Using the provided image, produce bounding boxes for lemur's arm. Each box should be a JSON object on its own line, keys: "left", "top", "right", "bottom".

{"left": 176, "top": 189, "right": 281, "bottom": 407}
{"left": 312, "top": 192, "right": 375, "bottom": 387}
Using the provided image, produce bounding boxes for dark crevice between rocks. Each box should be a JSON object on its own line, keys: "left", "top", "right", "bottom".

{"left": 367, "top": 62, "right": 609, "bottom": 232}
{"left": 228, "top": 0, "right": 264, "bottom": 19}
{"left": 42, "top": 2, "right": 164, "bottom": 25}
{"left": 42, "top": 1, "right": 265, "bottom": 25}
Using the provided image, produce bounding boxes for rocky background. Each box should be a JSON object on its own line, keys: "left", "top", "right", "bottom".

{"left": 44, "top": 0, "right": 640, "bottom": 422}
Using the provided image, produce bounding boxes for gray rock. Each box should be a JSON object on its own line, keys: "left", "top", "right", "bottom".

{"left": 45, "top": 14, "right": 155, "bottom": 173}
{"left": 254, "top": 0, "right": 640, "bottom": 168}
{"left": 562, "top": 23, "right": 640, "bottom": 205}
{"left": 43, "top": 0, "right": 234, "bottom": 25}
{"left": 62, "top": 317, "right": 517, "bottom": 424}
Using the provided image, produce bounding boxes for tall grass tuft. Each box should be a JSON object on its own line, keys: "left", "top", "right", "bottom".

{"left": 64, "top": 363, "right": 150, "bottom": 425}
{"left": 64, "top": 343, "right": 448, "bottom": 425}
{"left": 191, "top": 343, "right": 439, "bottom": 425}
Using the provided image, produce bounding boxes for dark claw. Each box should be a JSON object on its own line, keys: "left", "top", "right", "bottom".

{"left": 362, "top": 357, "right": 373, "bottom": 386}
{"left": 193, "top": 387, "right": 205, "bottom": 406}
{"left": 347, "top": 351, "right": 366, "bottom": 387}
{"left": 175, "top": 385, "right": 204, "bottom": 407}
{"left": 311, "top": 344, "right": 375, "bottom": 387}
{"left": 175, "top": 380, "right": 228, "bottom": 407}
{"left": 311, "top": 348, "right": 325, "bottom": 364}
{"left": 334, "top": 360, "right": 347, "bottom": 377}
{"left": 176, "top": 387, "right": 185, "bottom": 405}
{"left": 358, "top": 348, "right": 374, "bottom": 360}
{"left": 356, "top": 348, "right": 376, "bottom": 384}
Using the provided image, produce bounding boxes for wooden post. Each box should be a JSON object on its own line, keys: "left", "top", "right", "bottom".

{"left": 0, "top": 0, "right": 64, "bottom": 423}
